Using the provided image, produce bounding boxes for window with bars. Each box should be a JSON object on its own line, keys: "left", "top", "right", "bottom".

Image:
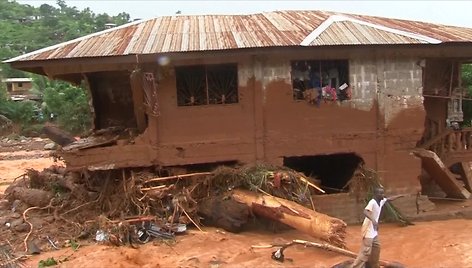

{"left": 175, "top": 64, "right": 239, "bottom": 106}
{"left": 291, "top": 60, "right": 350, "bottom": 103}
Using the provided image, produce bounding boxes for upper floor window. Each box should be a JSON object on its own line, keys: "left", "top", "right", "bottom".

{"left": 291, "top": 60, "right": 351, "bottom": 104}
{"left": 175, "top": 64, "right": 238, "bottom": 106}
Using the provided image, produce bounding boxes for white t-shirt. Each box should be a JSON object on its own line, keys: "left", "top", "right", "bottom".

{"left": 361, "top": 198, "right": 387, "bottom": 239}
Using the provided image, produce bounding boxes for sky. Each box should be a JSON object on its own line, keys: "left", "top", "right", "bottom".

{"left": 16, "top": 0, "right": 472, "bottom": 28}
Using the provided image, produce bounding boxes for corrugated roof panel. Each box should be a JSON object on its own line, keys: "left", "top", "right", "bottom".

{"left": 132, "top": 18, "right": 155, "bottom": 54}
{"left": 73, "top": 38, "right": 99, "bottom": 57}
{"left": 123, "top": 22, "right": 146, "bottom": 54}
{"left": 215, "top": 16, "right": 233, "bottom": 33}
{"left": 350, "top": 14, "right": 472, "bottom": 42}
{"left": 151, "top": 33, "right": 167, "bottom": 52}
{"left": 92, "top": 32, "right": 120, "bottom": 57}
{"left": 160, "top": 34, "right": 174, "bottom": 52}
{"left": 33, "top": 49, "right": 55, "bottom": 60}
{"left": 184, "top": 33, "right": 196, "bottom": 51}
{"left": 312, "top": 21, "right": 423, "bottom": 45}
{"left": 64, "top": 39, "right": 90, "bottom": 58}
{"left": 142, "top": 20, "right": 161, "bottom": 54}
{"left": 221, "top": 32, "right": 238, "bottom": 48}
{"left": 262, "top": 12, "right": 299, "bottom": 31}
{"left": 229, "top": 31, "right": 246, "bottom": 48}
{"left": 335, "top": 22, "right": 360, "bottom": 43}
{"left": 45, "top": 42, "right": 72, "bottom": 59}
{"left": 253, "top": 14, "right": 288, "bottom": 45}
{"left": 172, "top": 31, "right": 184, "bottom": 52}
{"left": 111, "top": 27, "right": 137, "bottom": 55}
{"left": 204, "top": 16, "right": 215, "bottom": 33}
{"left": 5, "top": 10, "right": 472, "bottom": 63}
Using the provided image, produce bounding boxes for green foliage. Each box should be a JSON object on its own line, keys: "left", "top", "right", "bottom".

{"left": 43, "top": 80, "right": 91, "bottom": 135}
{"left": 462, "top": 64, "right": 472, "bottom": 126}
{"left": 0, "top": 0, "right": 131, "bottom": 64}
{"left": 0, "top": 0, "right": 131, "bottom": 135}
{"left": 0, "top": 99, "right": 36, "bottom": 125}
{"left": 0, "top": 82, "right": 7, "bottom": 101}
{"left": 21, "top": 123, "right": 44, "bottom": 136}
{"left": 69, "top": 239, "right": 80, "bottom": 251}
{"left": 38, "top": 257, "right": 58, "bottom": 268}
{"left": 462, "top": 64, "right": 472, "bottom": 87}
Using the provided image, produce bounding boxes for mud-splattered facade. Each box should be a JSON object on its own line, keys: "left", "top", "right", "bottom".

{"left": 27, "top": 47, "right": 470, "bottom": 196}
{"left": 5, "top": 11, "right": 472, "bottom": 207}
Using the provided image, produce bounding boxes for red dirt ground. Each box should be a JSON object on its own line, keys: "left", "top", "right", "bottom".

{"left": 1, "top": 141, "right": 471, "bottom": 268}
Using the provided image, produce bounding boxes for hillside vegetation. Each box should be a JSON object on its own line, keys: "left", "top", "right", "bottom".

{"left": 0, "top": 0, "right": 130, "bottom": 135}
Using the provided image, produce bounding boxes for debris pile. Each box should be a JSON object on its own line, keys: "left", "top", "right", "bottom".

{"left": 0, "top": 163, "right": 349, "bottom": 256}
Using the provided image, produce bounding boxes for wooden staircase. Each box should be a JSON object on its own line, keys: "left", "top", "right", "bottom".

{"left": 419, "top": 128, "right": 472, "bottom": 166}
{"left": 415, "top": 128, "right": 472, "bottom": 199}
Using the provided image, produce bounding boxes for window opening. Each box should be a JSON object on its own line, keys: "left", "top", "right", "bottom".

{"left": 176, "top": 64, "right": 238, "bottom": 106}
{"left": 291, "top": 60, "right": 350, "bottom": 105}
{"left": 283, "top": 153, "right": 363, "bottom": 193}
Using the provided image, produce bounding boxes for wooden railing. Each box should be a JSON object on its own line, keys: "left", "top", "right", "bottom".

{"left": 419, "top": 128, "right": 472, "bottom": 161}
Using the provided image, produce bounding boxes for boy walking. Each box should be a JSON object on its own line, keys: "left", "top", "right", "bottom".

{"left": 351, "top": 187, "right": 403, "bottom": 268}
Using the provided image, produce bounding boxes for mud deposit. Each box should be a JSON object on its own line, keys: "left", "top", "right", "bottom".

{"left": 0, "top": 145, "right": 471, "bottom": 268}
{"left": 21, "top": 220, "right": 472, "bottom": 268}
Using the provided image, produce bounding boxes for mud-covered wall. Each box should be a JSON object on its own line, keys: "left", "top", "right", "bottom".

{"left": 154, "top": 50, "right": 425, "bottom": 192}
{"left": 262, "top": 57, "right": 378, "bottom": 163}
{"left": 155, "top": 56, "right": 257, "bottom": 166}
{"left": 261, "top": 56, "right": 424, "bottom": 193}
{"left": 376, "top": 58, "right": 424, "bottom": 192}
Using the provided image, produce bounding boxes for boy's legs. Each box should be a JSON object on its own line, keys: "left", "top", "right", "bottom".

{"left": 351, "top": 237, "right": 374, "bottom": 268}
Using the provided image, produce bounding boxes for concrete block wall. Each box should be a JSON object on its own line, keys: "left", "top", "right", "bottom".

{"left": 349, "top": 59, "right": 378, "bottom": 111}
{"left": 380, "top": 58, "right": 423, "bottom": 126}
{"left": 378, "top": 58, "right": 424, "bottom": 193}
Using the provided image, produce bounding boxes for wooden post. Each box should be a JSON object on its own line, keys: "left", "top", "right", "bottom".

{"left": 130, "top": 68, "right": 147, "bottom": 133}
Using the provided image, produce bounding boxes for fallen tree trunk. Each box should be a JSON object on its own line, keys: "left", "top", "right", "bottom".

{"left": 231, "top": 189, "right": 346, "bottom": 247}
{"left": 42, "top": 123, "right": 76, "bottom": 146}
{"left": 197, "top": 195, "right": 250, "bottom": 233}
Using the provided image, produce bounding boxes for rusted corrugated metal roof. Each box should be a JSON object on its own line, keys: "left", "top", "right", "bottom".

{"left": 5, "top": 10, "right": 472, "bottom": 63}
{"left": 311, "top": 21, "right": 425, "bottom": 45}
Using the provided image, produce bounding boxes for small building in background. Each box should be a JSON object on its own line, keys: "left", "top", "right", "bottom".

{"left": 1, "top": 78, "right": 40, "bottom": 101}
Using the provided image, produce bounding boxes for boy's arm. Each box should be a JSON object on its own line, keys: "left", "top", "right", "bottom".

{"left": 387, "top": 194, "right": 405, "bottom": 201}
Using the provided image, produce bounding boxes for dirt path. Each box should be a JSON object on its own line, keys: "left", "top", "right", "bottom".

{"left": 0, "top": 151, "right": 59, "bottom": 194}
{"left": 23, "top": 220, "right": 472, "bottom": 268}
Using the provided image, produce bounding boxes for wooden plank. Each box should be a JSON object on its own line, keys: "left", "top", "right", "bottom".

{"left": 130, "top": 69, "right": 147, "bottom": 133}
{"left": 458, "top": 162, "right": 472, "bottom": 192}
{"left": 412, "top": 149, "right": 470, "bottom": 199}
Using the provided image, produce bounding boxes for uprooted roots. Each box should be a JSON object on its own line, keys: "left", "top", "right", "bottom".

{"left": 2, "top": 164, "right": 332, "bottom": 251}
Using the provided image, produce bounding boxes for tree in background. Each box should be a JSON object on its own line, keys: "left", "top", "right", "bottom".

{"left": 0, "top": 0, "right": 131, "bottom": 136}
{"left": 40, "top": 78, "right": 92, "bottom": 135}
{"left": 0, "top": 99, "right": 37, "bottom": 132}
{"left": 0, "top": 81, "right": 7, "bottom": 101}
{"left": 462, "top": 64, "right": 472, "bottom": 126}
